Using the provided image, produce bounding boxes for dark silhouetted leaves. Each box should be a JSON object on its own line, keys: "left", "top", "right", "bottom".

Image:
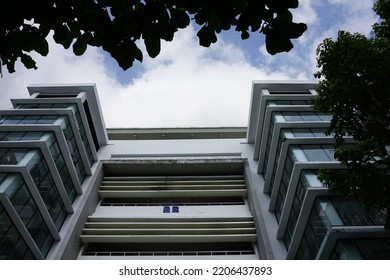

{"left": 143, "top": 27, "right": 161, "bottom": 58}
{"left": 20, "top": 53, "right": 37, "bottom": 69}
{"left": 53, "top": 24, "right": 73, "bottom": 49}
{"left": 263, "top": 9, "right": 307, "bottom": 54}
{"left": 197, "top": 25, "right": 218, "bottom": 47}
{"left": 0, "top": 0, "right": 307, "bottom": 73}
{"left": 73, "top": 34, "right": 88, "bottom": 56}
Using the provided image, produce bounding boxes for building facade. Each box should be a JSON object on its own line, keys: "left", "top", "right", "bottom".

{"left": 0, "top": 81, "right": 389, "bottom": 260}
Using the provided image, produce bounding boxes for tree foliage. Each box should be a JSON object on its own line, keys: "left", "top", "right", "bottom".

{"left": 313, "top": 0, "right": 390, "bottom": 227}
{"left": 0, "top": 0, "right": 307, "bottom": 73}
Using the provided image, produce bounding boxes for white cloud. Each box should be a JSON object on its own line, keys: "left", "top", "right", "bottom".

{"left": 292, "top": 0, "right": 320, "bottom": 26}
{"left": 99, "top": 26, "right": 291, "bottom": 128}
{"left": 0, "top": 25, "right": 292, "bottom": 128}
{"left": 327, "top": 0, "right": 374, "bottom": 13}
{"left": 325, "top": 0, "right": 378, "bottom": 34}
{"left": 0, "top": 37, "right": 115, "bottom": 102}
{"left": 257, "top": 0, "right": 378, "bottom": 82}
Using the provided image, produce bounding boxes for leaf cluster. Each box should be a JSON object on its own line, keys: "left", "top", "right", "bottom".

{"left": 0, "top": 0, "right": 307, "bottom": 73}
{"left": 313, "top": 0, "right": 390, "bottom": 228}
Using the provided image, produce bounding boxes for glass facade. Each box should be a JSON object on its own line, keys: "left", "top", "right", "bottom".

{"left": 0, "top": 114, "right": 87, "bottom": 183}
{"left": 44, "top": 133, "right": 77, "bottom": 202}
{"left": 0, "top": 202, "right": 35, "bottom": 259}
{"left": 58, "top": 116, "right": 87, "bottom": 183}
{"left": 265, "top": 100, "right": 312, "bottom": 106}
{"left": 1, "top": 148, "right": 68, "bottom": 231}
{"left": 0, "top": 148, "right": 29, "bottom": 165}
{"left": 295, "top": 197, "right": 386, "bottom": 259}
{"left": 0, "top": 85, "right": 106, "bottom": 260}
{"left": 18, "top": 103, "right": 95, "bottom": 164}
{"left": 283, "top": 170, "right": 322, "bottom": 249}
{"left": 25, "top": 150, "right": 68, "bottom": 230}
{"left": 1, "top": 173, "right": 54, "bottom": 258}
{"left": 262, "top": 110, "right": 331, "bottom": 176}
{"left": 330, "top": 238, "right": 390, "bottom": 260}
{"left": 0, "top": 115, "right": 58, "bottom": 125}
{"left": 263, "top": 128, "right": 329, "bottom": 175}
{"left": 0, "top": 131, "right": 77, "bottom": 202}
{"left": 270, "top": 144, "right": 335, "bottom": 216}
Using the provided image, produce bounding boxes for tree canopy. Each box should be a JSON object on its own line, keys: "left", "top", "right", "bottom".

{"left": 0, "top": 0, "right": 307, "bottom": 73}
{"left": 313, "top": 0, "right": 390, "bottom": 227}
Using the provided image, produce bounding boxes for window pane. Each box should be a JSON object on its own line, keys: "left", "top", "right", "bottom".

{"left": 24, "top": 132, "right": 44, "bottom": 141}
{"left": 3, "top": 132, "right": 24, "bottom": 141}
{"left": 292, "top": 129, "right": 313, "bottom": 138}
{"left": 302, "top": 146, "right": 329, "bottom": 161}
{"left": 318, "top": 114, "right": 332, "bottom": 121}
{"left": 20, "top": 116, "right": 38, "bottom": 124}
{"left": 36, "top": 116, "right": 57, "bottom": 124}
{"left": 283, "top": 112, "right": 303, "bottom": 122}
{"left": 300, "top": 112, "right": 320, "bottom": 121}
{"left": 4, "top": 116, "right": 22, "bottom": 124}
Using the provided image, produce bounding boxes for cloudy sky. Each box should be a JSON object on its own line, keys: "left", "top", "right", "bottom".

{"left": 0, "top": 0, "right": 378, "bottom": 128}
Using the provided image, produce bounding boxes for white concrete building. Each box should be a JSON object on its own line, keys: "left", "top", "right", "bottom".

{"left": 0, "top": 81, "right": 389, "bottom": 260}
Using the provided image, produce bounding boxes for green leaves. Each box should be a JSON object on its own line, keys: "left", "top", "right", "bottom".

{"left": 314, "top": 0, "right": 390, "bottom": 228}
{"left": 0, "top": 0, "right": 307, "bottom": 73}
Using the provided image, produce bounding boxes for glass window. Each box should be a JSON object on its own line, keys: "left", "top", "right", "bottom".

{"left": 20, "top": 116, "right": 38, "bottom": 124}
{"left": 291, "top": 100, "right": 310, "bottom": 105}
{"left": 2, "top": 174, "right": 54, "bottom": 258}
{"left": 300, "top": 112, "right": 320, "bottom": 121}
{"left": 36, "top": 116, "right": 57, "bottom": 124}
{"left": 295, "top": 197, "right": 337, "bottom": 259}
{"left": 291, "top": 146, "right": 307, "bottom": 162}
{"left": 53, "top": 103, "right": 70, "bottom": 109}
{"left": 330, "top": 239, "right": 363, "bottom": 260}
{"left": 3, "top": 132, "right": 24, "bottom": 141}
{"left": 3, "top": 116, "right": 23, "bottom": 124}
{"left": 272, "top": 113, "right": 285, "bottom": 123}
{"left": 302, "top": 146, "right": 329, "bottom": 161}
{"left": 292, "top": 129, "right": 313, "bottom": 138}
{"left": 20, "top": 104, "right": 38, "bottom": 109}
{"left": 318, "top": 114, "right": 332, "bottom": 121}
{"left": 317, "top": 199, "right": 343, "bottom": 225}
{"left": 274, "top": 100, "right": 292, "bottom": 105}
{"left": 283, "top": 112, "right": 303, "bottom": 122}
{"left": 0, "top": 149, "right": 27, "bottom": 165}
{"left": 50, "top": 142, "right": 61, "bottom": 158}
{"left": 312, "top": 129, "right": 328, "bottom": 137}
{"left": 0, "top": 206, "right": 34, "bottom": 259}
{"left": 26, "top": 150, "right": 68, "bottom": 230}
{"left": 303, "top": 171, "right": 323, "bottom": 188}
{"left": 38, "top": 103, "right": 52, "bottom": 108}
{"left": 324, "top": 148, "right": 335, "bottom": 161}
{"left": 11, "top": 149, "right": 28, "bottom": 163}
{"left": 24, "top": 132, "right": 44, "bottom": 141}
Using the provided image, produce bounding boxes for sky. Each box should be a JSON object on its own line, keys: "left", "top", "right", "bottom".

{"left": 0, "top": 0, "right": 378, "bottom": 128}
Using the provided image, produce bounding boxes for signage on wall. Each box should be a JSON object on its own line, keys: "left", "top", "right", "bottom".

{"left": 162, "top": 206, "right": 179, "bottom": 213}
